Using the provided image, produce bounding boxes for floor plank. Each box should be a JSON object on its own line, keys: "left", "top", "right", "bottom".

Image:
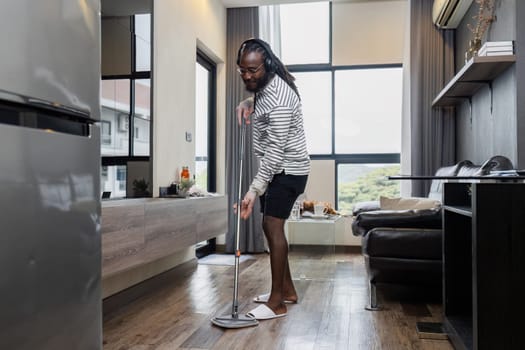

{"left": 103, "top": 247, "right": 453, "bottom": 350}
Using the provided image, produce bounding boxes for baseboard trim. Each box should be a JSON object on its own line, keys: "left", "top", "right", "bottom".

{"left": 215, "top": 244, "right": 361, "bottom": 254}
{"left": 290, "top": 244, "right": 361, "bottom": 254}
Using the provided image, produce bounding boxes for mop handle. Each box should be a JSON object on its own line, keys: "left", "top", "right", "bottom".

{"left": 236, "top": 120, "right": 246, "bottom": 253}
{"left": 232, "top": 119, "right": 246, "bottom": 316}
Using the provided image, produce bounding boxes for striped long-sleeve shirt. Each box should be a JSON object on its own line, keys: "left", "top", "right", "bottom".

{"left": 248, "top": 75, "right": 310, "bottom": 196}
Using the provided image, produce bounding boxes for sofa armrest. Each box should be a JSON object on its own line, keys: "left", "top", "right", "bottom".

{"left": 362, "top": 227, "right": 442, "bottom": 260}
{"left": 351, "top": 208, "right": 442, "bottom": 236}
{"left": 352, "top": 200, "right": 380, "bottom": 216}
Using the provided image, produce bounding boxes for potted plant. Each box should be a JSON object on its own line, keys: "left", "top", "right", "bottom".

{"left": 132, "top": 178, "right": 150, "bottom": 198}
{"left": 178, "top": 178, "right": 194, "bottom": 197}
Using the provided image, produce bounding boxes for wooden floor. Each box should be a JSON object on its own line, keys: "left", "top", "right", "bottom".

{"left": 103, "top": 247, "right": 453, "bottom": 350}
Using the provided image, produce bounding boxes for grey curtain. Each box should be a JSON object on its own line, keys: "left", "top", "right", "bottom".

{"left": 409, "top": 0, "right": 456, "bottom": 196}
{"left": 225, "top": 7, "right": 266, "bottom": 253}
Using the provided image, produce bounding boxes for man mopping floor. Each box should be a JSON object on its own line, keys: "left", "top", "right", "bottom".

{"left": 235, "top": 38, "right": 310, "bottom": 321}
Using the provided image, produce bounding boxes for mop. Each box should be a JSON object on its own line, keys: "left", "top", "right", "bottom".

{"left": 211, "top": 120, "right": 259, "bottom": 329}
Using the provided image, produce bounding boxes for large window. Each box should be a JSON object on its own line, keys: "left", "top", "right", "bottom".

{"left": 101, "top": 14, "right": 151, "bottom": 198}
{"left": 101, "top": 79, "right": 130, "bottom": 156}
{"left": 338, "top": 163, "right": 400, "bottom": 213}
{"left": 134, "top": 14, "right": 151, "bottom": 72}
{"left": 195, "top": 52, "right": 217, "bottom": 257}
{"left": 195, "top": 52, "right": 217, "bottom": 192}
{"left": 278, "top": 2, "right": 401, "bottom": 211}
{"left": 293, "top": 71, "right": 332, "bottom": 154}
{"left": 334, "top": 68, "right": 402, "bottom": 154}
{"left": 133, "top": 79, "right": 151, "bottom": 156}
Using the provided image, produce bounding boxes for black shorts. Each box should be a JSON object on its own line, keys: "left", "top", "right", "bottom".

{"left": 259, "top": 172, "right": 308, "bottom": 219}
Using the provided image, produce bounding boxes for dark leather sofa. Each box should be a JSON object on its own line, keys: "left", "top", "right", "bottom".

{"left": 352, "top": 156, "right": 514, "bottom": 310}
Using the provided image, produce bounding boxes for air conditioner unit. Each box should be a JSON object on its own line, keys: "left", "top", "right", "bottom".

{"left": 432, "top": 0, "right": 473, "bottom": 29}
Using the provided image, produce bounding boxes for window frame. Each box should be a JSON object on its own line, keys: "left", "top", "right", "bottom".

{"left": 101, "top": 14, "right": 152, "bottom": 182}
{"left": 196, "top": 50, "right": 217, "bottom": 193}
{"left": 283, "top": 2, "right": 402, "bottom": 209}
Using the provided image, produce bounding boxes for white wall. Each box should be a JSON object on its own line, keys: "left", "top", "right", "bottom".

{"left": 153, "top": 0, "right": 227, "bottom": 196}
{"left": 332, "top": 0, "right": 406, "bottom": 65}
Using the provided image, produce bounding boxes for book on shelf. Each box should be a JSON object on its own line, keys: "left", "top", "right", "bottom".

{"left": 478, "top": 41, "right": 514, "bottom": 56}
{"left": 478, "top": 49, "right": 514, "bottom": 56}
{"left": 481, "top": 45, "right": 513, "bottom": 51}
{"left": 482, "top": 51, "right": 514, "bottom": 56}
{"left": 482, "top": 40, "right": 513, "bottom": 47}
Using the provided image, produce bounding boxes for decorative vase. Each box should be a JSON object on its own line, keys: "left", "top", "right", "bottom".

{"left": 465, "top": 39, "right": 482, "bottom": 63}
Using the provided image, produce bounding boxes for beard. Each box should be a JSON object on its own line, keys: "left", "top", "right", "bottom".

{"left": 244, "top": 73, "right": 272, "bottom": 93}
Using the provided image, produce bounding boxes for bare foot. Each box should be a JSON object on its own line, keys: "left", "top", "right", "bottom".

{"left": 265, "top": 302, "right": 287, "bottom": 316}
{"left": 284, "top": 294, "right": 298, "bottom": 303}
{"left": 254, "top": 292, "right": 298, "bottom": 304}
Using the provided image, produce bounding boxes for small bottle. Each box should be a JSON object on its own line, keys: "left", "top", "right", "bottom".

{"left": 290, "top": 201, "right": 300, "bottom": 220}
{"left": 181, "top": 166, "right": 190, "bottom": 180}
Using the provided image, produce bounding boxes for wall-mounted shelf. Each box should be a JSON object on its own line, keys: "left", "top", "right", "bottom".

{"left": 432, "top": 55, "right": 516, "bottom": 107}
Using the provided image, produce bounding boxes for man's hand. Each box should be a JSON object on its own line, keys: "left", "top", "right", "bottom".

{"left": 240, "top": 190, "right": 257, "bottom": 220}
{"left": 236, "top": 98, "right": 254, "bottom": 126}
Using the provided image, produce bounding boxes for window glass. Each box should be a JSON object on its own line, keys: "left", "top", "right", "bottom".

{"left": 133, "top": 79, "right": 150, "bottom": 156}
{"left": 101, "top": 13, "right": 152, "bottom": 200}
{"left": 334, "top": 68, "right": 402, "bottom": 154}
{"left": 135, "top": 14, "right": 151, "bottom": 72}
{"left": 293, "top": 71, "right": 332, "bottom": 154}
{"left": 279, "top": 2, "right": 329, "bottom": 65}
{"left": 101, "top": 79, "right": 130, "bottom": 156}
{"left": 195, "top": 62, "right": 209, "bottom": 190}
{"left": 101, "top": 120, "right": 111, "bottom": 145}
{"left": 100, "top": 165, "right": 127, "bottom": 199}
{"left": 337, "top": 163, "right": 400, "bottom": 213}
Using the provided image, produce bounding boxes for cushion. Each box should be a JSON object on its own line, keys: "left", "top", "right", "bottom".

{"left": 352, "top": 200, "right": 380, "bottom": 216}
{"left": 380, "top": 196, "right": 441, "bottom": 211}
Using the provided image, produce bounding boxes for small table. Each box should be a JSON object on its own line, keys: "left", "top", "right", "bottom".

{"left": 285, "top": 215, "right": 343, "bottom": 252}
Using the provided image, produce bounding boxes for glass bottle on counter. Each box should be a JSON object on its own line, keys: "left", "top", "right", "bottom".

{"left": 181, "top": 166, "right": 190, "bottom": 180}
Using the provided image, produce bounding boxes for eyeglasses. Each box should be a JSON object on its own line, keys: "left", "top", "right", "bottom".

{"left": 236, "top": 62, "right": 264, "bottom": 75}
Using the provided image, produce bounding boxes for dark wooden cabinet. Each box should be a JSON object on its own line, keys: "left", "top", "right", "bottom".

{"left": 442, "top": 182, "right": 525, "bottom": 349}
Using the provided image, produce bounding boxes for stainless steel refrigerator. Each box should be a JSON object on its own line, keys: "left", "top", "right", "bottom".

{"left": 0, "top": 1, "right": 102, "bottom": 349}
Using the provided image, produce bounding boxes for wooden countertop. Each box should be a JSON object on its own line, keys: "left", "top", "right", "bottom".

{"left": 101, "top": 195, "right": 228, "bottom": 278}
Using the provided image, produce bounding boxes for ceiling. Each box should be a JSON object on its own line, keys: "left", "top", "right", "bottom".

{"left": 221, "top": 0, "right": 400, "bottom": 8}
{"left": 100, "top": 0, "right": 401, "bottom": 16}
{"left": 101, "top": 0, "right": 151, "bottom": 16}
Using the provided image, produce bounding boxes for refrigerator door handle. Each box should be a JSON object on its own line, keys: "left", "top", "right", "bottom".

{"left": 0, "top": 96, "right": 94, "bottom": 137}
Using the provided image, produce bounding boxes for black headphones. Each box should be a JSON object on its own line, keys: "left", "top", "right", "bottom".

{"left": 237, "top": 38, "right": 276, "bottom": 73}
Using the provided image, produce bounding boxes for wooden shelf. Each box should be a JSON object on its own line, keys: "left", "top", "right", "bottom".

{"left": 432, "top": 55, "right": 516, "bottom": 107}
